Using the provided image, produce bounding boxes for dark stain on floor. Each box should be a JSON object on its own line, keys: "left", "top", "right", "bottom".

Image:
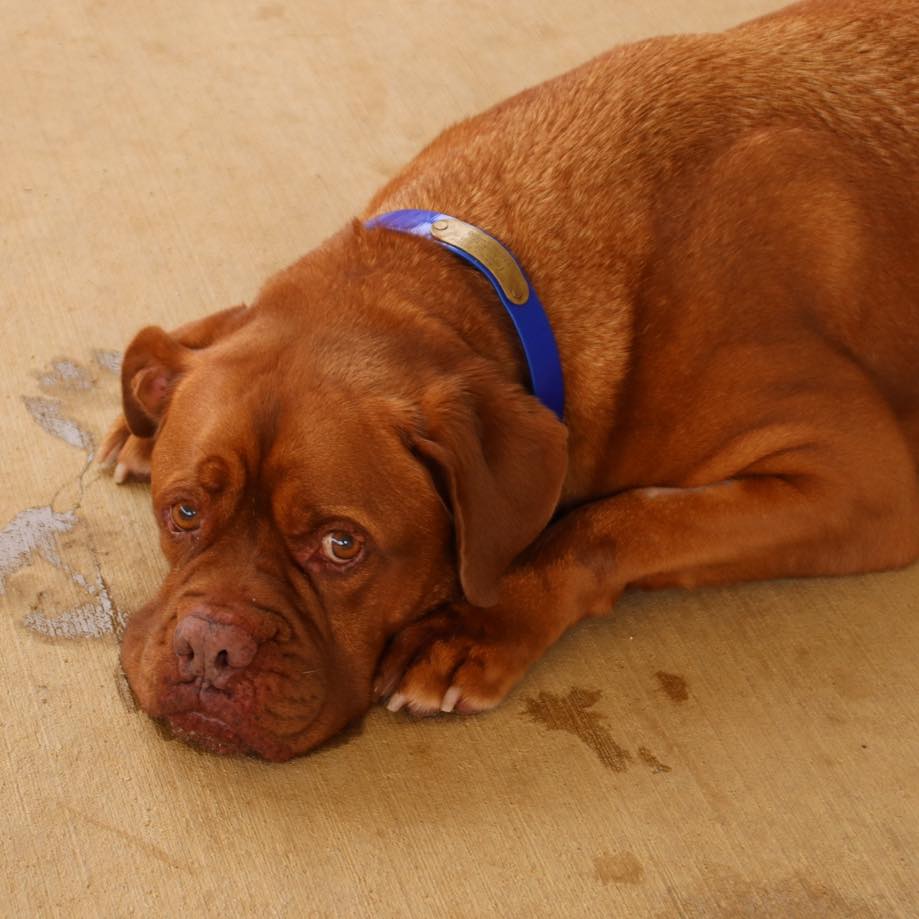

{"left": 522, "top": 687, "right": 632, "bottom": 772}
{"left": 638, "top": 746, "right": 672, "bottom": 773}
{"left": 593, "top": 850, "right": 644, "bottom": 885}
{"left": 256, "top": 2, "right": 285, "bottom": 19}
{"left": 655, "top": 670, "right": 689, "bottom": 702}
{"left": 659, "top": 870, "right": 876, "bottom": 919}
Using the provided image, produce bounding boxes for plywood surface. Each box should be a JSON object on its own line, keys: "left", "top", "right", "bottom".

{"left": 2, "top": 1, "right": 917, "bottom": 916}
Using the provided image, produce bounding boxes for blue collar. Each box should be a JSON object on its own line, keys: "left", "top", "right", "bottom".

{"left": 365, "top": 209, "right": 565, "bottom": 421}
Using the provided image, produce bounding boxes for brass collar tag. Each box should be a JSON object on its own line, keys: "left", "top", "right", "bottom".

{"left": 365, "top": 208, "right": 565, "bottom": 420}
{"left": 429, "top": 217, "right": 530, "bottom": 305}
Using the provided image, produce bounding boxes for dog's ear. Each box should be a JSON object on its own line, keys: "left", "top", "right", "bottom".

{"left": 120, "top": 305, "right": 248, "bottom": 438}
{"left": 412, "top": 371, "right": 568, "bottom": 608}
{"left": 120, "top": 326, "right": 191, "bottom": 437}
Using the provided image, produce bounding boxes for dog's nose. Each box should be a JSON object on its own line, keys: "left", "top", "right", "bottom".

{"left": 173, "top": 613, "right": 259, "bottom": 688}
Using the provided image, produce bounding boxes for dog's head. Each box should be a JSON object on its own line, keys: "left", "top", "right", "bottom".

{"left": 119, "top": 236, "right": 567, "bottom": 760}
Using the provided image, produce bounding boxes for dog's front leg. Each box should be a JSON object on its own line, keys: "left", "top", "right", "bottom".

{"left": 376, "top": 465, "right": 919, "bottom": 717}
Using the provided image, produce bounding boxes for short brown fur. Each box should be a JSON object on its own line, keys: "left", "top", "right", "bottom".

{"left": 102, "top": 0, "right": 919, "bottom": 759}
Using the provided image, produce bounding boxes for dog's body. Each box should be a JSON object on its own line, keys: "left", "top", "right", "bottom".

{"left": 105, "top": 0, "right": 919, "bottom": 759}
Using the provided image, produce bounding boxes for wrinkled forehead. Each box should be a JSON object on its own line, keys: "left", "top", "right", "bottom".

{"left": 156, "top": 353, "right": 280, "bottom": 473}
{"left": 153, "top": 355, "right": 425, "bottom": 525}
{"left": 265, "top": 400, "right": 422, "bottom": 529}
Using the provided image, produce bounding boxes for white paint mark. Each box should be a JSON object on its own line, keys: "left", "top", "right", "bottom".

{"left": 36, "top": 358, "right": 93, "bottom": 391}
{"left": 24, "top": 574, "right": 124, "bottom": 639}
{"left": 0, "top": 506, "right": 77, "bottom": 594}
{"left": 22, "top": 396, "right": 94, "bottom": 456}
{"left": 25, "top": 601, "right": 108, "bottom": 639}
{"left": 71, "top": 571, "right": 93, "bottom": 591}
{"left": 9, "top": 354, "right": 129, "bottom": 641}
{"left": 92, "top": 349, "right": 122, "bottom": 374}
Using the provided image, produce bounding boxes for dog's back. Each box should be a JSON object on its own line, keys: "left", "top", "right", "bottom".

{"left": 373, "top": 0, "right": 919, "bottom": 217}
{"left": 371, "top": 0, "right": 919, "bottom": 440}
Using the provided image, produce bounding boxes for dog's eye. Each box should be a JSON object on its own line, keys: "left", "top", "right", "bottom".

{"left": 170, "top": 502, "right": 200, "bottom": 532}
{"left": 320, "top": 531, "right": 363, "bottom": 563}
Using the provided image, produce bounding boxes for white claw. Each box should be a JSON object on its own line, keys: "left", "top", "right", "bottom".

{"left": 441, "top": 686, "right": 461, "bottom": 713}
{"left": 113, "top": 463, "right": 128, "bottom": 484}
{"left": 386, "top": 693, "right": 407, "bottom": 713}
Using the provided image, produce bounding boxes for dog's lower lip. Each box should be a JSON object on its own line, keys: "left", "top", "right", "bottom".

{"left": 175, "top": 710, "right": 231, "bottom": 731}
{"left": 162, "top": 704, "right": 301, "bottom": 761}
{"left": 165, "top": 711, "right": 251, "bottom": 756}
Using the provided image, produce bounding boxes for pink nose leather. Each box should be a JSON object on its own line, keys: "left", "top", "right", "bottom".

{"left": 173, "top": 614, "right": 259, "bottom": 688}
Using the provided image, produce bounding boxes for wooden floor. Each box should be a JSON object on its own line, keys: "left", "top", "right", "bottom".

{"left": 2, "top": 1, "right": 917, "bottom": 915}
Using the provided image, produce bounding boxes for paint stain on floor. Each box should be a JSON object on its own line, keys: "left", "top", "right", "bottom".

{"left": 35, "top": 357, "right": 94, "bottom": 391}
{"left": 3, "top": 351, "right": 131, "bottom": 640}
{"left": 21, "top": 352, "right": 121, "bottom": 459}
{"left": 92, "top": 349, "right": 122, "bottom": 374}
{"left": 655, "top": 670, "right": 689, "bottom": 702}
{"left": 24, "top": 581, "right": 120, "bottom": 639}
{"left": 1, "top": 504, "right": 124, "bottom": 639}
{"left": 522, "top": 687, "right": 632, "bottom": 772}
{"left": 0, "top": 506, "right": 78, "bottom": 593}
{"left": 21, "top": 395, "right": 94, "bottom": 455}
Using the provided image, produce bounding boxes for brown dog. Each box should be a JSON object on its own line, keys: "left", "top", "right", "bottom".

{"left": 101, "top": 0, "right": 919, "bottom": 760}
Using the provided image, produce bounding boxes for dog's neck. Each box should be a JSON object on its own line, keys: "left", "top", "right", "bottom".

{"left": 258, "top": 217, "right": 634, "bottom": 502}
{"left": 265, "top": 221, "right": 535, "bottom": 391}
{"left": 363, "top": 210, "right": 565, "bottom": 420}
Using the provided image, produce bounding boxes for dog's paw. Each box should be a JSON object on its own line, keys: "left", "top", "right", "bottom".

{"left": 97, "top": 415, "right": 153, "bottom": 483}
{"left": 374, "top": 605, "right": 535, "bottom": 717}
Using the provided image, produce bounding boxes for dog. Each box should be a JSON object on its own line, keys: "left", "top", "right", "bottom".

{"left": 101, "top": 0, "right": 919, "bottom": 760}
